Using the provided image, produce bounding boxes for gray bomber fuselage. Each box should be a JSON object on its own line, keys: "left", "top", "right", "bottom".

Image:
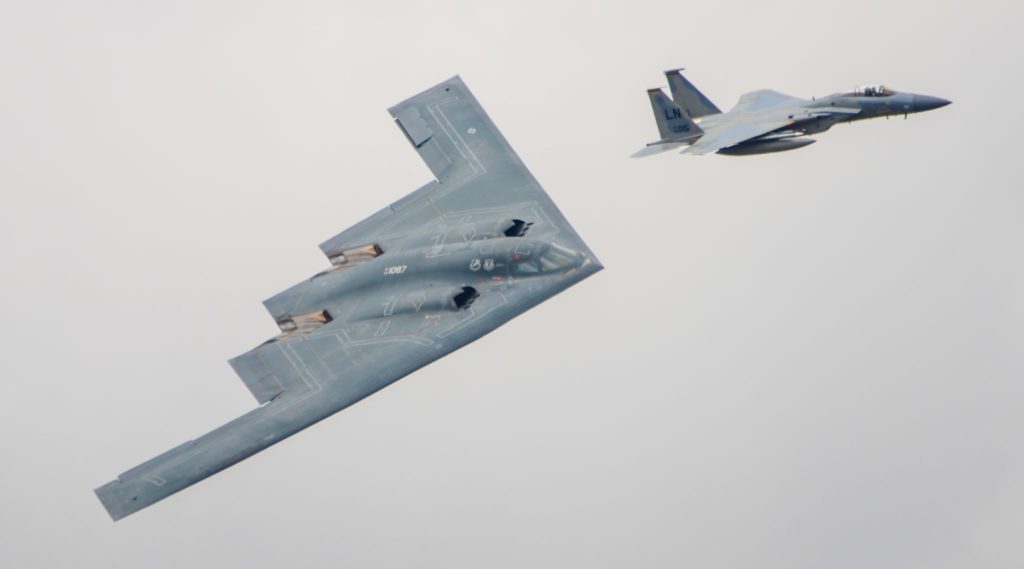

{"left": 94, "top": 76, "right": 603, "bottom": 521}
{"left": 273, "top": 236, "right": 583, "bottom": 325}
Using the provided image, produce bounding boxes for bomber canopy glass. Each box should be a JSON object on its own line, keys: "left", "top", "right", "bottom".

{"left": 513, "top": 243, "right": 580, "bottom": 274}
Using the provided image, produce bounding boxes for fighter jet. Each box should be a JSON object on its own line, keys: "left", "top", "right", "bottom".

{"left": 95, "top": 77, "right": 602, "bottom": 520}
{"left": 633, "top": 68, "right": 950, "bottom": 157}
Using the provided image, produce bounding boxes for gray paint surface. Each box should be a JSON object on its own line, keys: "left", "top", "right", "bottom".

{"left": 3, "top": 2, "right": 1022, "bottom": 568}
{"left": 635, "top": 69, "right": 950, "bottom": 156}
{"left": 94, "top": 76, "right": 602, "bottom": 520}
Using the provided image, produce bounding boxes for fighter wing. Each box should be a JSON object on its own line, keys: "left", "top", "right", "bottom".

{"left": 730, "top": 89, "right": 805, "bottom": 112}
{"left": 95, "top": 77, "right": 601, "bottom": 521}
{"left": 630, "top": 141, "right": 690, "bottom": 158}
{"left": 684, "top": 88, "right": 861, "bottom": 155}
{"left": 319, "top": 76, "right": 593, "bottom": 262}
{"left": 682, "top": 117, "right": 792, "bottom": 155}
{"left": 731, "top": 89, "right": 861, "bottom": 118}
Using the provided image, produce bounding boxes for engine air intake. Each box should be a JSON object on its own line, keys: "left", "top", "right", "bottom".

{"left": 452, "top": 286, "right": 479, "bottom": 310}
{"left": 502, "top": 219, "right": 533, "bottom": 238}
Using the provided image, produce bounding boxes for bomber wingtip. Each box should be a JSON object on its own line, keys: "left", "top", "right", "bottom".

{"left": 94, "top": 481, "right": 127, "bottom": 522}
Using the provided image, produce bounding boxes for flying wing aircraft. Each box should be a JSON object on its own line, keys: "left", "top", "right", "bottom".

{"left": 633, "top": 68, "right": 950, "bottom": 157}
{"left": 95, "top": 76, "right": 602, "bottom": 521}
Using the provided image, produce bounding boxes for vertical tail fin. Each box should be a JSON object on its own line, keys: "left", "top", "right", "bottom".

{"left": 647, "top": 88, "right": 703, "bottom": 141}
{"left": 665, "top": 68, "right": 721, "bottom": 118}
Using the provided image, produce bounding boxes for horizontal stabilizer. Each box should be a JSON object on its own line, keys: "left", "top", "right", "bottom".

{"left": 631, "top": 141, "right": 688, "bottom": 158}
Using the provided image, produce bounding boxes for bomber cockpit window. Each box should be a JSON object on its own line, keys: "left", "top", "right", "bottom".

{"left": 537, "top": 244, "right": 579, "bottom": 271}
{"left": 513, "top": 243, "right": 580, "bottom": 275}
{"left": 513, "top": 259, "right": 540, "bottom": 274}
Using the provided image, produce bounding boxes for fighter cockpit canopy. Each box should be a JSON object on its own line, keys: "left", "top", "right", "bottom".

{"left": 850, "top": 85, "right": 896, "bottom": 97}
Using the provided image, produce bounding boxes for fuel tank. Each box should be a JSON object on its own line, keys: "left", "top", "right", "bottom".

{"left": 717, "top": 137, "right": 816, "bottom": 156}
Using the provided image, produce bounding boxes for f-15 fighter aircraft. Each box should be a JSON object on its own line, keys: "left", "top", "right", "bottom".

{"left": 95, "top": 77, "right": 602, "bottom": 520}
{"left": 634, "top": 68, "right": 950, "bottom": 157}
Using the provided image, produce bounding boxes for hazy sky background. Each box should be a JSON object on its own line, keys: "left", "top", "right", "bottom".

{"left": 2, "top": 1, "right": 1021, "bottom": 567}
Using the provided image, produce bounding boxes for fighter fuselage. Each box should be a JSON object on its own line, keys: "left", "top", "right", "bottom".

{"left": 637, "top": 69, "right": 950, "bottom": 157}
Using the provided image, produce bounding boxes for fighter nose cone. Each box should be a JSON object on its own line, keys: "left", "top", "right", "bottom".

{"left": 913, "top": 95, "right": 952, "bottom": 112}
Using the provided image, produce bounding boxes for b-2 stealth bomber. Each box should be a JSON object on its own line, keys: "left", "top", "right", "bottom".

{"left": 634, "top": 68, "right": 950, "bottom": 157}
{"left": 95, "top": 77, "right": 602, "bottom": 520}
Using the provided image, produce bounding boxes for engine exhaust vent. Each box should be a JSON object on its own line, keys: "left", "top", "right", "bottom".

{"left": 328, "top": 243, "right": 383, "bottom": 266}
{"left": 276, "top": 309, "right": 333, "bottom": 334}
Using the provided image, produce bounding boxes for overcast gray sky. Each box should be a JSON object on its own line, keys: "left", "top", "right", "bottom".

{"left": 2, "top": 1, "right": 1022, "bottom": 567}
